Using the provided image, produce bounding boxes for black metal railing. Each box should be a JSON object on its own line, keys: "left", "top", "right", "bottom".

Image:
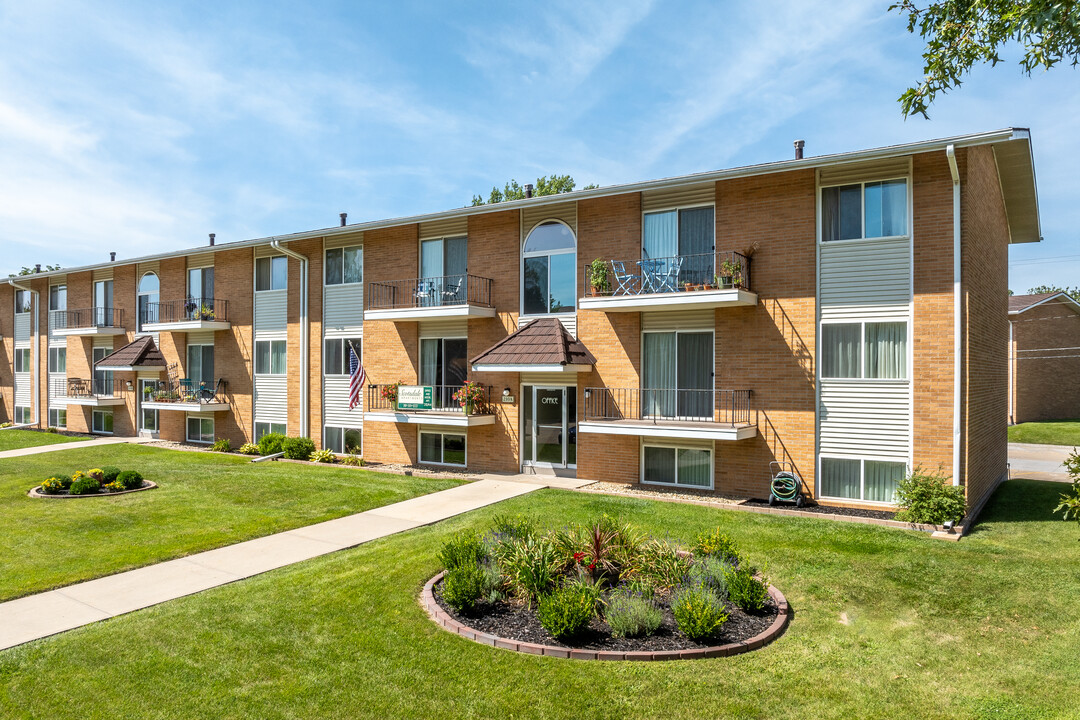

{"left": 57, "top": 307, "right": 124, "bottom": 330}
{"left": 366, "top": 383, "right": 493, "bottom": 414}
{"left": 583, "top": 387, "right": 753, "bottom": 425}
{"left": 143, "top": 377, "right": 228, "bottom": 405}
{"left": 583, "top": 250, "right": 750, "bottom": 297}
{"left": 366, "top": 274, "right": 494, "bottom": 311}
{"left": 143, "top": 297, "right": 229, "bottom": 325}
{"left": 66, "top": 376, "right": 127, "bottom": 399}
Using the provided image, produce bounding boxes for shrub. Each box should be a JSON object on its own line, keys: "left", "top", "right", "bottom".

{"left": 211, "top": 438, "right": 232, "bottom": 453}
{"left": 117, "top": 470, "right": 144, "bottom": 490}
{"left": 103, "top": 481, "right": 126, "bottom": 493}
{"left": 47, "top": 473, "right": 73, "bottom": 489}
{"left": 101, "top": 466, "right": 122, "bottom": 483}
{"left": 86, "top": 468, "right": 105, "bottom": 482}
{"left": 1054, "top": 449, "right": 1080, "bottom": 527}
{"left": 480, "top": 560, "right": 505, "bottom": 603}
{"left": 688, "top": 556, "right": 731, "bottom": 599}
{"left": 0, "top": 422, "right": 12, "bottom": 428}
{"left": 257, "top": 432, "right": 286, "bottom": 456}
{"left": 671, "top": 585, "right": 729, "bottom": 641}
{"left": 633, "top": 538, "right": 694, "bottom": 589}
{"left": 40, "top": 477, "right": 65, "bottom": 494}
{"left": 239, "top": 443, "right": 260, "bottom": 455}
{"left": 498, "top": 535, "right": 561, "bottom": 603}
{"left": 282, "top": 436, "right": 316, "bottom": 461}
{"left": 605, "top": 589, "right": 662, "bottom": 638}
{"left": 724, "top": 565, "right": 769, "bottom": 611}
{"left": 442, "top": 564, "right": 486, "bottom": 613}
{"left": 46, "top": 426, "right": 59, "bottom": 433}
{"left": 894, "top": 467, "right": 966, "bottom": 525}
{"left": 310, "top": 449, "right": 336, "bottom": 463}
{"left": 536, "top": 584, "right": 597, "bottom": 640}
{"left": 491, "top": 513, "right": 536, "bottom": 540}
{"left": 340, "top": 455, "right": 365, "bottom": 467}
{"left": 695, "top": 527, "right": 741, "bottom": 564}
{"left": 438, "top": 531, "right": 485, "bottom": 571}
{"left": 69, "top": 477, "right": 101, "bottom": 495}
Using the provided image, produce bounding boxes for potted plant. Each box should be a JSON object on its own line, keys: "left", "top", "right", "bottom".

{"left": 199, "top": 304, "right": 215, "bottom": 321}
{"left": 452, "top": 381, "right": 486, "bottom": 416}
{"left": 381, "top": 382, "right": 402, "bottom": 411}
{"left": 589, "top": 258, "right": 612, "bottom": 296}
{"left": 719, "top": 260, "right": 743, "bottom": 288}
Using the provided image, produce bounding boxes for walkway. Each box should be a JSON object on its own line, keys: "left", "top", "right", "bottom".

{"left": 0, "top": 435, "right": 157, "bottom": 460}
{"left": 0, "top": 476, "right": 577, "bottom": 651}
{"left": 1009, "top": 442, "right": 1075, "bottom": 483}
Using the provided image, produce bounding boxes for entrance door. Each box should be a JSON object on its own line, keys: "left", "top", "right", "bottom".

{"left": 523, "top": 385, "right": 577, "bottom": 467}
{"left": 139, "top": 379, "right": 158, "bottom": 434}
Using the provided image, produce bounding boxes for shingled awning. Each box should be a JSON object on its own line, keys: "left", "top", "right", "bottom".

{"left": 471, "top": 318, "right": 595, "bottom": 373}
{"left": 94, "top": 335, "right": 167, "bottom": 371}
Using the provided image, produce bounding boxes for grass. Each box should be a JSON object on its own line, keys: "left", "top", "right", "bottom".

{"left": 0, "top": 444, "right": 460, "bottom": 601}
{"left": 2, "top": 479, "right": 1078, "bottom": 719}
{"left": 1008, "top": 420, "right": 1080, "bottom": 447}
{"left": 0, "top": 428, "right": 85, "bottom": 452}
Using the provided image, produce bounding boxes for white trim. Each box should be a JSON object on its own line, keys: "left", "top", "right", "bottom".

{"left": 186, "top": 415, "right": 216, "bottom": 444}
{"left": 471, "top": 363, "right": 591, "bottom": 373}
{"left": 818, "top": 319, "right": 910, "bottom": 381}
{"left": 580, "top": 421, "right": 755, "bottom": 442}
{"left": 363, "top": 304, "right": 495, "bottom": 321}
{"left": 51, "top": 326, "right": 127, "bottom": 337}
{"left": 142, "top": 320, "right": 230, "bottom": 332}
{"left": 579, "top": 288, "right": 757, "bottom": 312}
{"left": 816, "top": 454, "right": 907, "bottom": 506}
{"left": 947, "top": 144, "right": 962, "bottom": 487}
{"left": 520, "top": 218, "right": 577, "bottom": 322}
{"left": 417, "top": 427, "right": 468, "bottom": 467}
{"left": 363, "top": 411, "right": 494, "bottom": 427}
{"left": 640, "top": 440, "right": 715, "bottom": 490}
{"left": 144, "top": 401, "right": 231, "bottom": 412}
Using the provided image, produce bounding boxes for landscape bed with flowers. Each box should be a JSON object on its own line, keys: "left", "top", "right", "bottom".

{"left": 430, "top": 514, "right": 782, "bottom": 653}
{"left": 31, "top": 467, "right": 151, "bottom": 497}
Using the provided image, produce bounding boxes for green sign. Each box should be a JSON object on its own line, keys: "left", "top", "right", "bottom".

{"left": 397, "top": 385, "right": 433, "bottom": 410}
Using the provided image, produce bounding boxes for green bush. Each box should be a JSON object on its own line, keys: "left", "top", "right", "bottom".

{"left": 310, "top": 449, "right": 336, "bottom": 463}
{"left": 69, "top": 477, "right": 101, "bottom": 495}
{"left": 1054, "top": 449, "right": 1080, "bottom": 527}
{"left": 491, "top": 513, "right": 536, "bottom": 540}
{"left": 116, "top": 470, "right": 143, "bottom": 490}
{"left": 480, "top": 561, "right": 505, "bottom": 603}
{"left": 47, "top": 473, "right": 73, "bottom": 489}
{"left": 694, "top": 527, "right": 741, "bottom": 564}
{"left": 724, "top": 566, "right": 769, "bottom": 611}
{"left": 604, "top": 589, "right": 662, "bottom": 638}
{"left": 634, "top": 538, "right": 694, "bottom": 589}
{"left": 442, "top": 565, "right": 486, "bottom": 613}
{"left": 671, "top": 585, "right": 729, "bottom": 641}
{"left": 238, "top": 442, "right": 260, "bottom": 456}
{"left": 46, "top": 426, "right": 59, "bottom": 433}
{"left": 498, "top": 536, "right": 560, "bottom": 603}
{"left": 537, "top": 584, "right": 598, "bottom": 640}
{"left": 211, "top": 438, "right": 231, "bottom": 453}
{"left": 894, "top": 467, "right": 966, "bottom": 525}
{"left": 438, "top": 531, "right": 485, "bottom": 571}
{"left": 257, "top": 433, "right": 286, "bottom": 456}
{"left": 340, "top": 455, "right": 365, "bottom": 466}
{"left": 101, "top": 466, "right": 122, "bottom": 483}
{"left": 40, "top": 477, "right": 65, "bottom": 494}
{"left": 688, "top": 556, "right": 731, "bottom": 599}
{"left": 282, "top": 436, "right": 316, "bottom": 460}
{"left": 103, "top": 481, "right": 126, "bottom": 493}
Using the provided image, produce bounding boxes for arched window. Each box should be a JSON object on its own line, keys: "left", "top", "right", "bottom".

{"left": 522, "top": 221, "right": 576, "bottom": 315}
{"left": 137, "top": 272, "right": 159, "bottom": 331}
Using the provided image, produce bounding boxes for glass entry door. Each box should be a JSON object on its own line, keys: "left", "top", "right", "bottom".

{"left": 523, "top": 385, "right": 576, "bottom": 467}
{"left": 139, "top": 378, "right": 158, "bottom": 433}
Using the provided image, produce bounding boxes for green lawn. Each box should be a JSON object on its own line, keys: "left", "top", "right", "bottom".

{"left": 0, "top": 428, "right": 85, "bottom": 452}
{"left": 0, "top": 444, "right": 460, "bottom": 601}
{"left": 1008, "top": 420, "right": 1080, "bottom": 447}
{"left": 2, "top": 479, "right": 1077, "bottom": 719}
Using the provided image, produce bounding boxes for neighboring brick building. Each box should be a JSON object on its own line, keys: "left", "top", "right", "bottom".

{"left": 1009, "top": 292, "right": 1080, "bottom": 423}
{"left": 2, "top": 128, "right": 1041, "bottom": 518}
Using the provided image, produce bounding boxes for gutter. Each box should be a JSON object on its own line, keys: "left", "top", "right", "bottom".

{"left": 946, "top": 145, "right": 962, "bottom": 487}
{"left": 269, "top": 240, "right": 309, "bottom": 438}
{"left": 6, "top": 277, "right": 40, "bottom": 427}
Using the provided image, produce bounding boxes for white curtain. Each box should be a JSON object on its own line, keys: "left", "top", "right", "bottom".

{"left": 643, "top": 211, "right": 677, "bottom": 259}
{"left": 677, "top": 448, "right": 711, "bottom": 487}
{"left": 643, "top": 332, "right": 676, "bottom": 417}
{"left": 821, "top": 458, "right": 860, "bottom": 499}
{"left": 865, "top": 322, "right": 907, "bottom": 379}
{"left": 420, "top": 339, "right": 439, "bottom": 386}
{"left": 421, "top": 239, "right": 443, "bottom": 279}
{"left": 865, "top": 461, "right": 905, "bottom": 503}
{"left": 643, "top": 446, "right": 676, "bottom": 484}
{"left": 822, "top": 324, "right": 861, "bottom": 378}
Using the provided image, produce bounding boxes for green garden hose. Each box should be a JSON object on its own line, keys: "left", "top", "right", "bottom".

{"left": 771, "top": 472, "right": 800, "bottom": 501}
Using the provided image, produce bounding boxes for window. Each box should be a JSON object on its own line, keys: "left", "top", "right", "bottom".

{"left": 820, "top": 457, "right": 906, "bottom": 503}
{"left": 420, "top": 337, "right": 468, "bottom": 408}
{"left": 255, "top": 422, "right": 286, "bottom": 440}
{"left": 187, "top": 416, "right": 214, "bottom": 443}
{"left": 187, "top": 344, "right": 214, "bottom": 389}
{"left": 420, "top": 431, "right": 466, "bottom": 466}
{"left": 49, "top": 285, "right": 66, "bottom": 312}
{"left": 324, "top": 338, "right": 362, "bottom": 375}
{"left": 14, "top": 406, "right": 30, "bottom": 424}
{"left": 137, "top": 272, "right": 159, "bottom": 330}
{"left": 255, "top": 340, "right": 287, "bottom": 374}
{"left": 14, "top": 348, "right": 31, "bottom": 373}
{"left": 821, "top": 321, "right": 907, "bottom": 379}
{"left": 522, "top": 221, "right": 575, "bottom": 315}
{"left": 642, "top": 206, "right": 715, "bottom": 285}
{"left": 140, "top": 379, "right": 158, "bottom": 432}
{"left": 14, "top": 289, "right": 30, "bottom": 314}
{"left": 821, "top": 180, "right": 907, "bottom": 242}
{"left": 48, "top": 347, "right": 66, "bottom": 373}
{"left": 325, "top": 246, "right": 363, "bottom": 285}
{"left": 92, "top": 346, "right": 112, "bottom": 394}
{"left": 48, "top": 408, "right": 66, "bottom": 428}
{"left": 324, "top": 426, "right": 362, "bottom": 454}
{"left": 92, "top": 409, "right": 114, "bottom": 434}
{"left": 188, "top": 266, "right": 214, "bottom": 301}
{"left": 642, "top": 331, "right": 713, "bottom": 418}
{"left": 256, "top": 256, "right": 287, "bottom": 291}
{"left": 642, "top": 444, "right": 712, "bottom": 488}
{"left": 94, "top": 280, "right": 114, "bottom": 326}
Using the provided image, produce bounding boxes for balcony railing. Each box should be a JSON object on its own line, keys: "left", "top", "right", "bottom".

{"left": 56, "top": 307, "right": 124, "bottom": 330}
{"left": 583, "top": 387, "right": 753, "bottom": 425}
{"left": 583, "top": 250, "right": 751, "bottom": 298}
{"left": 66, "top": 376, "right": 127, "bottom": 399}
{"left": 366, "top": 383, "right": 493, "bottom": 414}
{"left": 142, "top": 297, "right": 229, "bottom": 325}
{"left": 144, "top": 377, "right": 229, "bottom": 405}
{"left": 366, "top": 274, "right": 494, "bottom": 311}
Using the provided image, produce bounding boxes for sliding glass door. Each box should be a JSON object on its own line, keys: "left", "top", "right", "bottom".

{"left": 420, "top": 236, "right": 467, "bottom": 305}
{"left": 642, "top": 331, "right": 713, "bottom": 420}
{"left": 420, "top": 337, "right": 468, "bottom": 408}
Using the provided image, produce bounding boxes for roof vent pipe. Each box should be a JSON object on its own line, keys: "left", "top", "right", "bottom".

{"left": 524, "top": 184, "right": 533, "bottom": 199}
{"left": 340, "top": 212, "right": 347, "bottom": 227}
{"left": 110, "top": 252, "right": 116, "bottom": 262}
{"left": 209, "top": 233, "right": 215, "bottom": 246}
{"left": 34, "top": 264, "right": 41, "bottom": 273}
{"left": 794, "top": 140, "right": 805, "bottom": 160}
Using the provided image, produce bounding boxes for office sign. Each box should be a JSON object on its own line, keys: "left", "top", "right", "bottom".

{"left": 397, "top": 385, "right": 433, "bottom": 410}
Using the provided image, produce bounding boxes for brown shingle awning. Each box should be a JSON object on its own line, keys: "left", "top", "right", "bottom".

{"left": 471, "top": 318, "right": 595, "bottom": 372}
{"left": 95, "top": 335, "right": 167, "bottom": 370}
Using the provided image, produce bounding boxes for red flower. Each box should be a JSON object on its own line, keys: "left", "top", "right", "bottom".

{"left": 588, "top": 563, "right": 596, "bottom": 571}
{"left": 573, "top": 552, "right": 585, "bottom": 563}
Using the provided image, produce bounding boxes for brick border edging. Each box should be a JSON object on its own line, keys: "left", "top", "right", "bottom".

{"left": 27, "top": 481, "right": 158, "bottom": 499}
{"left": 420, "top": 571, "right": 791, "bottom": 661}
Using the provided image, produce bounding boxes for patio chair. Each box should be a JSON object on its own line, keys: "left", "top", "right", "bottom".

{"left": 414, "top": 281, "right": 435, "bottom": 307}
{"left": 178, "top": 378, "right": 196, "bottom": 402}
{"left": 441, "top": 276, "right": 463, "bottom": 305}
{"left": 659, "top": 256, "right": 683, "bottom": 292}
{"left": 637, "top": 258, "right": 661, "bottom": 294}
{"left": 611, "top": 261, "right": 640, "bottom": 295}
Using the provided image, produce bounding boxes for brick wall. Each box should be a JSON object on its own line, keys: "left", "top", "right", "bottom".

{"left": 214, "top": 247, "right": 255, "bottom": 446}
{"left": 280, "top": 238, "right": 324, "bottom": 441}
{"left": 1011, "top": 298, "right": 1080, "bottom": 422}
{"left": 64, "top": 271, "right": 93, "bottom": 433}
{"left": 0, "top": 283, "right": 11, "bottom": 422}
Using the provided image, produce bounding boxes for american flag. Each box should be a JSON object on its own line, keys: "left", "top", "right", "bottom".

{"left": 348, "top": 341, "right": 365, "bottom": 410}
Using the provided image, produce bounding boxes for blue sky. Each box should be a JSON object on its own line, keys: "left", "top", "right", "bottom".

{"left": 0, "top": 0, "right": 1075, "bottom": 293}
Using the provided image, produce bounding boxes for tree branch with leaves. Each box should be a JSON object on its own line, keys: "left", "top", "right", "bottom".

{"left": 471, "top": 175, "right": 598, "bottom": 206}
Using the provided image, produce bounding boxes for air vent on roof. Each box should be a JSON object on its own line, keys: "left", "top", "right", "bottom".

{"left": 794, "top": 140, "right": 805, "bottom": 160}
{"left": 340, "top": 212, "right": 347, "bottom": 227}
{"left": 209, "top": 233, "right": 215, "bottom": 246}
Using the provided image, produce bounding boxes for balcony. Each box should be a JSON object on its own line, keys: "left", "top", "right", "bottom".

{"left": 579, "top": 251, "right": 757, "bottom": 313}
{"left": 59, "top": 377, "right": 129, "bottom": 406}
{"left": 363, "top": 383, "right": 497, "bottom": 427}
{"left": 51, "top": 308, "right": 127, "bottom": 336}
{"left": 580, "top": 387, "right": 757, "bottom": 441}
{"left": 141, "top": 377, "right": 231, "bottom": 412}
{"left": 141, "top": 297, "right": 230, "bottom": 332}
{"left": 364, "top": 274, "right": 495, "bottom": 321}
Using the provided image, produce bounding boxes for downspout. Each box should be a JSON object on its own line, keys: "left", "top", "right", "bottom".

{"left": 7, "top": 278, "right": 40, "bottom": 427}
{"left": 946, "top": 145, "right": 961, "bottom": 487}
{"left": 269, "top": 240, "right": 309, "bottom": 438}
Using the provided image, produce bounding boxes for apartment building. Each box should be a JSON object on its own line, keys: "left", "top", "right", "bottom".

{"left": 1008, "top": 292, "right": 1080, "bottom": 423}
{"left": 1, "top": 128, "right": 1040, "bottom": 514}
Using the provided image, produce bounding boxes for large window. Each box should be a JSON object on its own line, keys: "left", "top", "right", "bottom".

{"left": 324, "top": 338, "right": 362, "bottom": 375}
{"left": 15, "top": 289, "right": 30, "bottom": 314}
{"left": 48, "top": 347, "right": 66, "bottom": 373}
{"left": 324, "top": 426, "right": 362, "bottom": 454}
{"left": 419, "top": 236, "right": 466, "bottom": 305}
{"left": 420, "top": 431, "right": 466, "bottom": 466}
{"left": 187, "top": 417, "right": 214, "bottom": 443}
{"left": 14, "top": 406, "right": 31, "bottom": 424}
{"left": 821, "top": 321, "right": 907, "bottom": 379}
{"left": 821, "top": 180, "right": 907, "bottom": 242}
{"left": 138, "top": 272, "right": 159, "bottom": 330}
{"left": 642, "top": 444, "right": 712, "bottom": 488}
{"left": 14, "top": 348, "right": 31, "bottom": 373}
{"left": 255, "top": 340, "right": 287, "bottom": 375}
{"left": 325, "top": 246, "right": 363, "bottom": 286}
{"left": 642, "top": 330, "right": 713, "bottom": 419}
{"left": 522, "top": 221, "right": 576, "bottom": 315}
{"left": 255, "top": 422, "right": 286, "bottom": 440}
{"left": 820, "top": 457, "right": 906, "bottom": 503}
{"left": 94, "top": 280, "right": 114, "bottom": 326}
{"left": 49, "top": 285, "right": 66, "bottom": 312}
{"left": 187, "top": 344, "right": 214, "bottom": 390}
{"left": 92, "top": 346, "right": 111, "bottom": 394}
{"left": 92, "top": 409, "right": 114, "bottom": 434}
{"left": 642, "top": 206, "right": 715, "bottom": 285}
{"left": 420, "top": 337, "right": 467, "bottom": 408}
{"left": 256, "top": 256, "right": 288, "bottom": 291}
{"left": 48, "top": 408, "right": 66, "bottom": 428}
{"left": 188, "top": 266, "right": 214, "bottom": 300}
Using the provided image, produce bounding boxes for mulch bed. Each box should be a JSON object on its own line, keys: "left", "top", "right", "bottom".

{"left": 432, "top": 579, "right": 778, "bottom": 653}
{"left": 29, "top": 481, "right": 156, "bottom": 499}
{"left": 742, "top": 498, "right": 897, "bottom": 520}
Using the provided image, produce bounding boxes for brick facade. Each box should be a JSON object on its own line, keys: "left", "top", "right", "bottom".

{"left": 1010, "top": 297, "right": 1080, "bottom": 423}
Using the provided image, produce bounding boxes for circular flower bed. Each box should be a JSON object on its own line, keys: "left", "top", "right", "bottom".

{"left": 425, "top": 515, "right": 789, "bottom": 659}
{"left": 29, "top": 466, "right": 154, "bottom": 498}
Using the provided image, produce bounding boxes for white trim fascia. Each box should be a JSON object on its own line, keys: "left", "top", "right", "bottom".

{"left": 52, "top": 326, "right": 127, "bottom": 336}
{"left": 95, "top": 365, "right": 165, "bottom": 372}
{"left": 363, "top": 411, "right": 495, "bottom": 427}
{"left": 947, "top": 144, "right": 962, "bottom": 487}
{"left": 580, "top": 420, "right": 757, "bottom": 442}
{"left": 579, "top": 289, "right": 757, "bottom": 312}
{"left": 141, "top": 320, "right": 231, "bottom": 332}
{"left": 63, "top": 396, "right": 127, "bottom": 407}
{"left": 363, "top": 305, "right": 496, "bottom": 322}
{"left": 471, "top": 363, "right": 592, "bottom": 373}
{"left": 142, "top": 401, "right": 232, "bottom": 412}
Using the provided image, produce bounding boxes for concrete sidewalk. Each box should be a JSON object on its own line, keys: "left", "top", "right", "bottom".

{"left": 1008, "top": 442, "right": 1076, "bottom": 483}
{"left": 0, "top": 477, "right": 551, "bottom": 651}
{"left": 0, "top": 435, "right": 157, "bottom": 460}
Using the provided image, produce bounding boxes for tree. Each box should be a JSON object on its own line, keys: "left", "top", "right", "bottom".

{"left": 8, "top": 264, "right": 60, "bottom": 277}
{"left": 471, "top": 175, "right": 598, "bottom": 206}
{"left": 1027, "top": 285, "right": 1080, "bottom": 302}
{"left": 891, "top": 1, "right": 1080, "bottom": 118}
